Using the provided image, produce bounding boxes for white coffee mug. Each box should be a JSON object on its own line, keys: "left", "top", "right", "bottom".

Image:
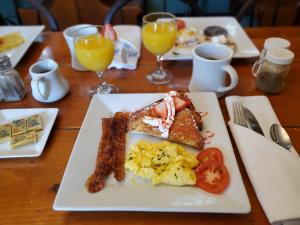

{"left": 63, "top": 24, "right": 90, "bottom": 71}
{"left": 29, "top": 59, "right": 70, "bottom": 103}
{"left": 189, "top": 43, "right": 238, "bottom": 97}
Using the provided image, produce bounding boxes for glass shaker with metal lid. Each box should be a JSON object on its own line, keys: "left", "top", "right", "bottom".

{"left": 252, "top": 37, "right": 290, "bottom": 77}
{"left": 256, "top": 48, "right": 294, "bottom": 94}
{"left": 0, "top": 54, "right": 26, "bottom": 101}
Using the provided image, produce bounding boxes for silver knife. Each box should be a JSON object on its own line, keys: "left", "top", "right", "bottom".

{"left": 243, "top": 106, "right": 265, "bottom": 136}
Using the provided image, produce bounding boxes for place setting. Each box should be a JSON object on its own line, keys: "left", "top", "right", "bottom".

{"left": 1, "top": 4, "right": 300, "bottom": 225}
{"left": 53, "top": 11, "right": 300, "bottom": 225}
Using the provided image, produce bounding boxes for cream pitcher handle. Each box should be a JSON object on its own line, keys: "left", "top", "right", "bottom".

{"left": 33, "top": 77, "right": 49, "bottom": 100}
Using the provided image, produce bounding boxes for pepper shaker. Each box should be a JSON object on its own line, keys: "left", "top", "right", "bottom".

{"left": 252, "top": 37, "right": 290, "bottom": 77}
{"left": 255, "top": 48, "right": 294, "bottom": 94}
{"left": 0, "top": 54, "right": 26, "bottom": 101}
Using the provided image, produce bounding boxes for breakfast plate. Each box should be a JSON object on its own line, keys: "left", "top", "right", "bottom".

{"left": 54, "top": 93, "right": 250, "bottom": 213}
{"left": 0, "top": 25, "right": 44, "bottom": 67}
{"left": 164, "top": 17, "right": 259, "bottom": 60}
{"left": 0, "top": 108, "right": 58, "bottom": 158}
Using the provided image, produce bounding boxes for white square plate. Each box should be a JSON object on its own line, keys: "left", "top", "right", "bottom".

{"left": 54, "top": 93, "right": 250, "bottom": 213}
{"left": 0, "top": 108, "right": 58, "bottom": 158}
{"left": 164, "top": 17, "right": 259, "bottom": 60}
{"left": 0, "top": 25, "right": 45, "bottom": 67}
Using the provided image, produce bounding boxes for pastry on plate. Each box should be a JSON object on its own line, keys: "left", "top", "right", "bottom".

{"left": 203, "top": 26, "right": 237, "bottom": 52}
{"left": 127, "top": 91, "right": 204, "bottom": 149}
{"left": 173, "top": 27, "right": 205, "bottom": 55}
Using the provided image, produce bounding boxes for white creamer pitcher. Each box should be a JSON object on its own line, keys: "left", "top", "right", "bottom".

{"left": 29, "top": 59, "right": 69, "bottom": 103}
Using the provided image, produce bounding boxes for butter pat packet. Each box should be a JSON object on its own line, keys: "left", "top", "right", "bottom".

{"left": 10, "top": 131, "right": 37, "bottom": 149}
{"left": 0, "top": 123, "right": 11, "bottom": 143}
{"left": 11, "top": 119, "right": 27, "bottom": 136}
{"left": 26, "top": 114, "right": 43, "bottom": 131}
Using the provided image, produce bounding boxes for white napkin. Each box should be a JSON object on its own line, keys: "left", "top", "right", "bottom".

{"left": 109, "top": 25, "right": 141, "bottom": 70}
{"left": 225, "top": 96, "right": 300, "bottom": 225}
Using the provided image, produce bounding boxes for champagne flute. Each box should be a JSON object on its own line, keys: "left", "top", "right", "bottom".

{"left": 142, "top": 12, "right": 177, "bottom": 85}
{"left": 74, "top": 25, "right": 118, "bottom": 94}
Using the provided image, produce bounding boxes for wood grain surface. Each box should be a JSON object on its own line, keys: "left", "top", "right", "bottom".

{"left": 0, "top": 27, "right": 300, "bottom": 225}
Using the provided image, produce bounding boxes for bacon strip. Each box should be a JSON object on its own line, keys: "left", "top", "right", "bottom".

{"left": 111, "top": 112, "right": 129, "bottom": 181}
{"left": 87, "top": 118, "right": 114, "bottom": 193}
{"left": 87, "top": 112, "right": 129, "bottom": 193}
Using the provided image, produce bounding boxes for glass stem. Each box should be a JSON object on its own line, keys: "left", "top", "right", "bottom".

{"left": 156, "top": 55, "right": 164, "bottom": 72}
{"left": 96, "top": 71, "right": 106, "bottom": 86}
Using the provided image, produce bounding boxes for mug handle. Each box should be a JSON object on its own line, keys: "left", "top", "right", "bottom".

{"left": 32, "top": 77, "right": 49, "bottom": 100}
{"left": 217, "top": 65, "right": 238, "bottom": 94}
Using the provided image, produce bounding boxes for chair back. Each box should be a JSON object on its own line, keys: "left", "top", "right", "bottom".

{"left": 13, "top": 0, "right": 59, "bottom": 31}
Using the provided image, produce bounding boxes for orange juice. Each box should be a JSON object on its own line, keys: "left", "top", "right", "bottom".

{"left": 75, "top": 35, "right": 114, "bottom": 72}
{"left": 142, "top": 22, "right": 177, "bottom": 55}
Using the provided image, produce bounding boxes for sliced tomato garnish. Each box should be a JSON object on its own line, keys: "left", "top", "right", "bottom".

{"left": 197, "top": 147, "right": 223, "bottom": 164}
{"left": 195, "top": 160, "right": 229, "bottom": 194}
{"left": 102, "top": 24, "right": 117, "bottom": 41}
{"left": 175, "top": 19, "right": 186, "bottom": 30}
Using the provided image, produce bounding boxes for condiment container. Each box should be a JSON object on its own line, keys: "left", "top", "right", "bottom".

{"left": 256, "top": 48, "right": 294, "bottom": 94}
{"left": 252, "top": 37, "right": 290, "bottom": 77}
{"left": 0, "top": 54, "right": 26, "bottom": 101}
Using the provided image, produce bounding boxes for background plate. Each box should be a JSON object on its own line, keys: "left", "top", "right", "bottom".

{"left": 164, "top": 17, "right": 259, "bottom": 60}
{"left": 0, "top": 25, "right": 44, "bottom": 67}
{"left": 0, "top": 108, "right": 58, "bottom": 158}
{"left": 54, "top": 93, "right": 250, "bottom": 213}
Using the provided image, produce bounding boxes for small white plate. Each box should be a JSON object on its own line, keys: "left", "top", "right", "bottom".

{"left": 54, "top": 93, "right": 250, "bottom": 213}
{"left": 164, "top": 17, "right": 259, "bottom": 60}
{"left": 0, "top": 25, "right": 45, "bottom": 67}
{"left": 0, "top": 108, "right": 58, "bottom": 158}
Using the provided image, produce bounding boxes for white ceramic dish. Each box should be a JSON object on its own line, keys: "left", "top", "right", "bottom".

{"left": 164, "top": 17, "right": 259, "bottom": 60}
{"left": 0, "top": 25, "right": 45, "bottom": 67}
{"left": 0, "top": 108, "right": 58, "bottom": 158}
{"left": 54, "top": 93, "right": 250, "bottom": 213}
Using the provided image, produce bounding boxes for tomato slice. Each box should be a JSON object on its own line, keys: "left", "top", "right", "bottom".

{"left": 195, "top": 161, "right": 229, "bottom": 194}
{"left": 197, "top": 147, "right": 223, "bottom": 164}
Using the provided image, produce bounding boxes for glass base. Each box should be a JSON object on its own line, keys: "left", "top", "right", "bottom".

{"left": 146, "top": 69, "right": 173, "bottom": 85}
{"left": 89, "top": 83, "right": 119, "bottom": 95}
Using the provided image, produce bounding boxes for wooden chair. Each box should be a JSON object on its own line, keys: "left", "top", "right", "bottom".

{"left": 103, "top": 0, "right": 143, "bottom": 25}
{"left": 104, "top": 0, "right": 258, "bottom": 26}
{"left": 13, "top": 0, "right": 59, "bottom": 31}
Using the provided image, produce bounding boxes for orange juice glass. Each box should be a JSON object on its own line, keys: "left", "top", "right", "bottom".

{"left": 74, "top": 25, "right": 118, "bottom": 94}
{"left": 142, "top": 12, "right": 177, "bottom": 85}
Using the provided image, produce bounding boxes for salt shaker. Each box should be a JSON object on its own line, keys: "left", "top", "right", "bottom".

{"left": 0, "top": 54, "right": 26, "bottom": 101}
{"left": 252, "top": 37, "right": 290, "bottom": 77}
{"left": 256, "top": 48, "right": 294, "bottom": 94}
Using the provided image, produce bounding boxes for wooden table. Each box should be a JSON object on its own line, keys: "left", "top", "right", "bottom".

{"left": 1, "top": 27, "right": 300, "bottom": 225}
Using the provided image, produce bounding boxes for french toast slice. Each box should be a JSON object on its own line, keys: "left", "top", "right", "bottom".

{"left": 127, "top": 92, "right": 204, "bottom": 149}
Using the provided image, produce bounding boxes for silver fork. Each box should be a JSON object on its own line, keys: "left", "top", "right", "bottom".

{"left": 233, "top": 101, "right": 248, "bottom": 127}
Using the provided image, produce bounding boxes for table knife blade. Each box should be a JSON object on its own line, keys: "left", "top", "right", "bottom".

{"left": 243, "top": 106, "right": 265, "bottom": 136}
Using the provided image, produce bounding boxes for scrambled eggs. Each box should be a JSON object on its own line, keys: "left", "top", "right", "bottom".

{"left": 125, "top": 140, "right": 198, "bottom": 186}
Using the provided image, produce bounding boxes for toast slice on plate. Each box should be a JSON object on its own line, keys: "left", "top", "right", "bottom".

{"left": 127, "top": 91, "right": 204, "bottom": 149}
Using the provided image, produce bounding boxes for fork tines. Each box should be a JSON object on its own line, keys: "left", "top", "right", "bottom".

{"left": 233, "top": 102, "right": 247, "bottom": 127}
